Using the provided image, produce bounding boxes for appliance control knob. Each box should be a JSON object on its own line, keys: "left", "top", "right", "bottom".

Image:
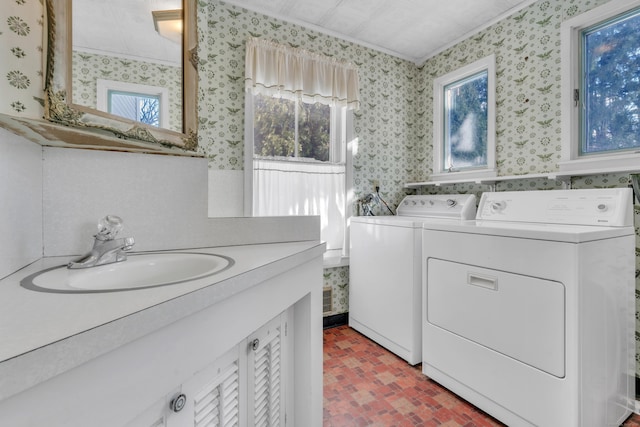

{"left": 446, "top": 199, "right": 457, "bottom": 207}
{"left": 490, "top": 201, "right": 507, "bottom": 212}
{"left": 597, "top": 203, "right": 608, "bottom": 212}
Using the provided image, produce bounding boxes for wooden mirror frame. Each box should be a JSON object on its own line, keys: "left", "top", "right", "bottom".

{"left": 43, "top": 0, "right": 198, "bottom": 152}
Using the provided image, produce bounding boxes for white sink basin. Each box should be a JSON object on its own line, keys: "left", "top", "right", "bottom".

{"left": 21, "top": 252, "right": 234, "bottom": 293}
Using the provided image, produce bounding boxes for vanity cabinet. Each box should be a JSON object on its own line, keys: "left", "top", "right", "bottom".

{"left": 0, "top": 254, "right": 322, "bottom": 427}
{"left": 127, "top": 312, "right": 288, "bottom": 427}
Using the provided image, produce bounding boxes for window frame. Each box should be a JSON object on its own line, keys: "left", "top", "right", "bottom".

{"left": 96, "top": 79, "right": 170, "bottom": 129}
{"left": 432, "top": 54, "right": 497, "bottom": 181}
{"left": 243, "top": 93, "right": 354, "bottom": 262}
{"left": 107, "top": 91, "right": 161, "bottom": 127}
{"left": 560, "top": 0, "right": 640, "bottom": 173}
{"left": 250, "top": 93, "right": 344, "bottom": 164}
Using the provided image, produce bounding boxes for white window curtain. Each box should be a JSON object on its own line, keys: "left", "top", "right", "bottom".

{"left": 253, "top": 159, "right": 346, "bottom": 250}
{"left": 245, "top": 39, "right": 359, "bottom": 253}
{"left": 245, "top": 38, "right": 360, "bottom": 109}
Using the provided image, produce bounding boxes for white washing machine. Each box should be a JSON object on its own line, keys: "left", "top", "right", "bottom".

{"left": 349, "top": 194, "right": 476, "bottom": 365}
{"left": 421, "top": 188, "right": 635, "bottom": 427}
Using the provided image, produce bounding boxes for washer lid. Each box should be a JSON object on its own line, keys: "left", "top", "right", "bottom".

{"left": 350, "top": 215, "right": 427, "bottom": 228}
{"left": 477, "top": 188, "right": 633, "bottom": 227}
{"left": 396, "top": 194, "right": 476, "bottom": 219}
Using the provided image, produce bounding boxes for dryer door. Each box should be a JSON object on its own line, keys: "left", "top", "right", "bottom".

{"left": 426, "top": 258, "right": 565, "bottom": 377}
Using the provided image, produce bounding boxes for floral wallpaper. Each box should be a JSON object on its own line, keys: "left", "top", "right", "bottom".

{"left": 194, "top": 0, "right": 421, "bottom": 318}
{"left": 2, "top": 0, "right": 640, "bottom": 371}
{"left": 419, "top": 0, "right": 610, "bottom": 177}
{"left": 1, "top": 0, "right": 44, "bottom": 118}
{"left": 195, "top": 0, "right": 420, "bottom": 212}
{"left": 71, "top": 51, "right": 182, "bottom": 133}
{"left": 324, "top": 267, "right": 349, "bottom": 316}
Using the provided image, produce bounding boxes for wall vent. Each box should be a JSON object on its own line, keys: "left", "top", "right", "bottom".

{"left": 323, "top": 286, "right": 332, "bottom": 314}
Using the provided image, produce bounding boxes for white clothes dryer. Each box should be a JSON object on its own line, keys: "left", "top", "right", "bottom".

{"left": 421, "top": 188, "right": 635, "bottom": 427}
{"left": 349, "top": 194, "right": 476, "bottom": 364}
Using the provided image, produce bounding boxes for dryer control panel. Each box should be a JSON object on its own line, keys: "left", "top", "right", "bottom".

{"left": 477, "top": 188, "right": 633, "bottom": 226}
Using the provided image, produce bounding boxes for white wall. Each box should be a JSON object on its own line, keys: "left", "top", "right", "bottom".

{"left": 0, "top": 129, "right": 42, "bottom": 279}
{"left": 0, "top": 130, "right": 320, "bottom": 278}
{"left": 40, "top": 147, "right": 319, "bottom": 256}
{"left": 42, "top": 147, "right": 209, "bottom": 255}
{"left": 208, "top": 169, "right": 244, "bottom": 217}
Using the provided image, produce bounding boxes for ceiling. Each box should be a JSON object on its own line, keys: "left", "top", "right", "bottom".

{"left": 73, "top": 0, "right": 182, "bottom": 66}
{"left": 223, "top": 0, "right": 536, "bottom": 63}
{"left": 73, "top": 0, "right": 536, "bottom": 66}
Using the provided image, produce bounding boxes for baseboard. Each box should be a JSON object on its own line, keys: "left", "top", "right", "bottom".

{"left": 634, "top": 377, "right": 640, "bottom": 415}
{"left": 323, "top": 312, "right": 348, "bottom": 329}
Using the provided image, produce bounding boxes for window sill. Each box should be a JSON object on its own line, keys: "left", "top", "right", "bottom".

{"left": 406, "top": 171, "right": 545, "bottom": 188}
{"left": 429, "top": 168, "right": 497, "bottom": 183}
{"left": 558, "top": 152, "right": 640, "bottom": 176}
{"left": 323, "top": 252, "right": 349, "bottom": 268}
{"left": 406, "top": 167, "right": 640, "bottom": 190}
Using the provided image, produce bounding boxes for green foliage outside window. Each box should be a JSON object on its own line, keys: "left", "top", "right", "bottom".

{"left": 443, "top": 71, "right": 488, "bottom": 170}
{"left": 582, "top": 8, "right": 640, "bottom": 155}
{"left": 253, "top": 94, "right": 331, "bottom": 162}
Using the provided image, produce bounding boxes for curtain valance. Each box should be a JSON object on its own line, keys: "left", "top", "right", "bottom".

{"left": 245, "top": 38, "right": 360, "bottom": 110}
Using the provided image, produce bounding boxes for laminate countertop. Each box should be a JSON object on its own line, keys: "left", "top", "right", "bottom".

{"left": 0, "top": 240, "right": 325, "bottom": 401}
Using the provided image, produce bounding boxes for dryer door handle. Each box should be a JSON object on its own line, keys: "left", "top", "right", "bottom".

{"left": 467, "top": 273, "right": 498, "bottom": 291}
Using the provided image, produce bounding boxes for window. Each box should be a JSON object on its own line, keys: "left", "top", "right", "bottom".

{"left": 432, "top": 55, "right": 496, "bottom": 181}
{"left": 96, "top": 79, "right": 169, "bottom": 128}
{"left": 108, "top": 91, "right": 161, "bottom": 127}
{"left": 561, "top": 0, "right": 640, "bottom": 172}
{"left": 244, "top": 38, "right": 359, "bottom": 259}
{"left": 253, "top": 93, "right": 337, "bottom": 162}
{"left": 247, "top": 92, "right": 350, "bottom": 255}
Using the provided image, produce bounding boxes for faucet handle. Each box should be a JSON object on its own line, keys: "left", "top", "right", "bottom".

{"left": 122, "top": 236, "right": 135, "bottom": 251}
{"left": 96, "top": 215, "right": 123, "bottom": 240}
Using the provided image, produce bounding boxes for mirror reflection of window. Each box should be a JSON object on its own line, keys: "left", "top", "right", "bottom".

{"left": 108, "top": 91, "right": 161, "bottom": 128}
{"left": 71, "top": 0, "right": 182, "bottom": 132}
{"left": 96, "top": 79, "right": 169, "bottom": 128}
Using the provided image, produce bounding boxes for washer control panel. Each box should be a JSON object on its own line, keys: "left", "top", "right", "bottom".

{"left": 477, "top": 188, "right": 633, "bottom": 226}
{"left": 396, "top": 194, "right": 477, "bottom": 219}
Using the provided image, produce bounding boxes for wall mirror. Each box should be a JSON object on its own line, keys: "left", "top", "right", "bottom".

{"left": 44, "top": 0, "right": 198, "bottom": 151}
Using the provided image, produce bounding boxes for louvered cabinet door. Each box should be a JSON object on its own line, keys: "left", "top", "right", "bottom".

{"left": 125, "top": 311, "right": 290, "bottom": 427}
{"left": 172, "top": 345, "right": 246, "bottom": 427}
{"left": 124, "top": 399, "right": 170, "bottom": 427}
{"left": 126, "top": 345, "right": 246, "bottom": 427}
{"left": 247, "top": 313, "right": 287, "bottom": 427}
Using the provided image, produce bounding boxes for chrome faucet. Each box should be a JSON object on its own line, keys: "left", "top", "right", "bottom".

{"left": 68, "top": 215, "right": 135, "bottom": 269}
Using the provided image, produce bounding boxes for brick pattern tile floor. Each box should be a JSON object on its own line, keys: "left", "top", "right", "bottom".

{"left": 323, "top": 325, "right": 640, "bottom": 427}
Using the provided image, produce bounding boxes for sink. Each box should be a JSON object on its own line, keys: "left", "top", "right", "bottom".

{"left": 21, "top": 252, "right": 235, "bottom": 293}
